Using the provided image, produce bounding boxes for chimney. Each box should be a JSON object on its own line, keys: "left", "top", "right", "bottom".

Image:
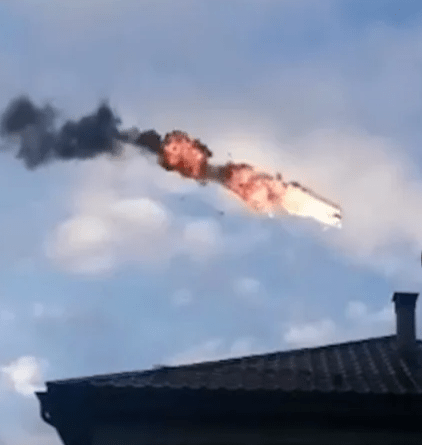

{"left": 392, "top": 292, "right": 419, "bottom": 354}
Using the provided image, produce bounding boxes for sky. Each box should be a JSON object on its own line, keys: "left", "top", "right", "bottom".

{"left": 0, "top": 0, "right": 422, "bottom": 443}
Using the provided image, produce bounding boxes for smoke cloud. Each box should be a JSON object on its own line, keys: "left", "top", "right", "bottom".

{"left": 0, "top": 96, "right": 162, "bottom": 169}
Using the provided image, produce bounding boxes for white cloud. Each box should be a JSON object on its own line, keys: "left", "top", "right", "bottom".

{"left": 167, "top": 336, "right": 263, "bottom": 366}
{"left": 345, "top": 300, "right": 394, "bottom": 325}
{"left": 171, "top": 288, "right": 193, "bottom": 307}
{"left": 111, "top": 198, "right": 168, "bottom": 229}
{"left": 54, "top": 215, "right": 111, "bottom": 253}
{"left": 234, "top": 277, "right": 261, "bottom": 295}
{"left": 282, "top": 299, "right": 396, "bottom": 349}
{"left": 170, "top": 299, "right": 395, "bottom": 366}
{"left": 283, "top": 318, "right": 337, "bottom": 348}
{"left": 45, "top": 213, "right": 114, "bottom": 275}
{"left": 1, "top": 356, "right": 47, "bottom": 397}
{"left": 45, "top": 144, "right": 272, "bottom": 275}
{"left": 232, "top": 277, "right": 267, "bottom": 306}
{"left": 44, "top": 152, "right": 176, "bottom": 274}
{"left": 168, "top": 338, "right": 224, "bottom": 365}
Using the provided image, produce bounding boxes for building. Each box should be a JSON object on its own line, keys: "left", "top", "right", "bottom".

{"left": 37, "top": 292, "right": 422, "bottom": 445}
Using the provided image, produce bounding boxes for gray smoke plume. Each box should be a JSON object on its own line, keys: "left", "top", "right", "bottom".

{"left": 0, "top": 96, "right": 162, "bottom": 169}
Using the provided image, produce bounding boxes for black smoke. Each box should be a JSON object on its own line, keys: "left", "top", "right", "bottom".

{"left": 0, "top": 96, "right": 162, "bottom": 169}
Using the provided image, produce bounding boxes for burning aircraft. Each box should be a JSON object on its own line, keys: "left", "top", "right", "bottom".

{"left": 282, "top": 183, "right": 342, "bottom": 228}
{"left": 0, "top": 96, "right": 342, "bottom": 228}
{"left": 155, "top": 130, "right": 342, "bottom": 228}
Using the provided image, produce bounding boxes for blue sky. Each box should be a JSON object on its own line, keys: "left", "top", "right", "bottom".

{"left": 1, "top": 1, "right": 422, "bottom": 444}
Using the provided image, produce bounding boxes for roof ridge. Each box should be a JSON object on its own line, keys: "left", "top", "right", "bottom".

{"left": 47, "top": 335, "right": 403, "bottom": 385}
{"left": 159, "top": 335, "right": 398, "bottom": 370}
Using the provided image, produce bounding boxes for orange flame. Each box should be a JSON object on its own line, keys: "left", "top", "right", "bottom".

{"left": 159, "top": 131, "right": 342, "bottom": 227}
{"left": 160, "top": 131, "right": 211, "bottom": 180}
{"left": 223, "top": 163, "right": 286, "bottom": 213}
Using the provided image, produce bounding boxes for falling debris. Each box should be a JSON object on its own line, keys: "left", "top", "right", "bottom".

{"left": 0, "top": 96, "right": 342, "bottom": 228}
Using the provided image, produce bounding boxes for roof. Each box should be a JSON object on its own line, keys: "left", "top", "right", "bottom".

{"left": 45, "top": 335, "right": 422, "bottom": 396}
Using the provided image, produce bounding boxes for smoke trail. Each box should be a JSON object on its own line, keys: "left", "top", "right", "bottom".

{"left": 0, "top": 96, "right": 162, "bottom": 169}
{"left": 0, "top": 96, "right": 342, "bottom": 228}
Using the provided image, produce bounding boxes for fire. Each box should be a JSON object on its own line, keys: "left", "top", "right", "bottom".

{"left": 156, "top": 130, "right": 342, "bottom": 228}
{"left": 223, "top": 164, "right": 286, "bottom": 213}
{"left": 160, "top": 131, "right": 211, "bottom": 180}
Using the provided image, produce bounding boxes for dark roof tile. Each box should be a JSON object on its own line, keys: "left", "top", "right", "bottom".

{"left": 46, "top": 336, "right": 422, "bottom": 396}
{"left": 373, "top": 341, "right": 407, "bottom": 394}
